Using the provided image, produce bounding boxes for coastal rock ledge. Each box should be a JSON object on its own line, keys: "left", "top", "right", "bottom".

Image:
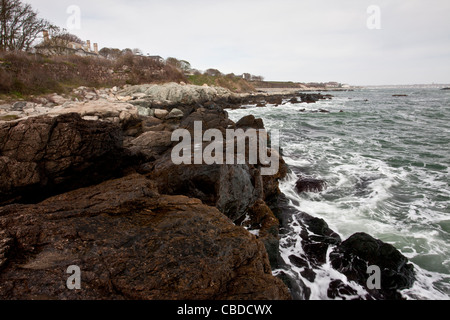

{"left": 0, "top": 174, "right": 290, "bottom": 300}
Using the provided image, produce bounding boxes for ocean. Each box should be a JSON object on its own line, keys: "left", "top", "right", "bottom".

{"left": 227, "top": 87, "right": 450, "bottom": 300}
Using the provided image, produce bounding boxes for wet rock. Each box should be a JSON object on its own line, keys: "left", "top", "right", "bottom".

{"left": 235, "top": 115, "right": 265, "bottom": 130}
{"left": 289, "top": 97, "right": 299, "bottom": 104}
{"left": 0, "top": 174, "right": 290, "bottom": 300}
{"left": 295, "top": 176, "right": 327, "bottom": 193}
{"left": 329, "top": 232, "right": 415, "bottom": 300}
{"left": 265, "top": 95, "right": 283, "bottom": 106}
{"left": 0, "top": 113, "right": 125, "bottom": 204}
{"left": 243, "top": 200, "right": 280, "bottom": 268}
{"left": 327, "top": 280, "right": 360, "bottom": 300}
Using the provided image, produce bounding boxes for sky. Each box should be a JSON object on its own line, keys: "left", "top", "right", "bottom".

{"left": 25, "top": 0, "right": 450, "bottom": 85}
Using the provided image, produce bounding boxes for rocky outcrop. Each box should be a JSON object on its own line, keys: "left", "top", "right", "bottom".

{"left": 276, "top": 193, "right": 415, "bottom": 300}
{"left": 0, "top": 174, "right": 290, "bottom": 300}
{"left": 148, "top": 151, "right": 259, "bottom": 222}
{"left": 329, "top": 233, "right": 415, "bottom": 300}
{"left": 0, "top": 113, "right": 126, "bottom": 204}
{"left": 0, "top": 87, "right": 294, "bottom": 300}
{"left": 295, "top": 176, "right": 327, "bottom": 193}
{"left": 117, "top": 82, "right": 240, "bottom": 108}
{"left": 298, "top": 93, "right": 333, "bottom": 104}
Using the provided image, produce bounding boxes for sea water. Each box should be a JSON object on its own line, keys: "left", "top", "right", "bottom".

{"left": 227, "top": 88, "right": 450, "bottom": 300}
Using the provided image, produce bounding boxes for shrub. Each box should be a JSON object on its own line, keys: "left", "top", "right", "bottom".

{"left": 0, "top": 51, "right": 187, "bottom": 96}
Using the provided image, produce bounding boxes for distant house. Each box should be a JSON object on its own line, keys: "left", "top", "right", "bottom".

{"left": 34, "top": 30, "right": 100, "bottom": 57}
{"left": 242, "top": 73, "right": 251, "bottom": 81}
{"left": 325, "top": 82, "right": 342, "bottom": 88}
{"left": 147, "top": 55, "right": 165, "bottom": 63}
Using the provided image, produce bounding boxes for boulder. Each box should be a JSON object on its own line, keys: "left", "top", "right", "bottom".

{"left": 117, "top": 82, "right": 237, "bottom": 108}
{"left": 165, "top": 108, "right": 184, "bottom": 120}
{"left": 153, "top": 109, "right": 169, "bottom": 119}
{"left": 0, "top": 113, "right": 125, "bottom": 204}
{"left": 329, "top": 232, "right": 415, "bottom": 299}
{"left": 149, "top": 152, "right": 259, "bottom": 222}
{"left": 0, "top": 174, "right": 290, "bottom": 300}
{"left": 180, "top": 107, "right": 233, "bottom": 134}
{"left": 235, "top": 115, "right": 265, "bottom": 130}
{"left": 127, "top": 131, "right": 173, "bottom": 161}
{"left": 48, "top": 94, "right": 67, "bottom": 105}
{"left": 295, "top": 176, "right": 327, "bottom": 193}
{"left": 47, "top": 100, "right": 139, "bottom": 127}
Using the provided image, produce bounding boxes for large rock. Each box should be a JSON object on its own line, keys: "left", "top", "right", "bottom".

{"left": 179, "top": 106, "right": 233, "bottom": 134}
{"left": 295, "top": 176, "right": 327, "bottom": 193}
{"left": 329, "top": 232, "right": 415, "bottom": 299}
{"left": 149, "top": 151, "right": 259, "bottom": 222}
{"left": 48, "top": 100, "right": 139, "bottom": 126}
{"left": 234, "top": 115, "right": 265, "bottom": 130}
{"left": 117, "top": 82, "right": 239, "bottom": 107}
{"left": 127, "top": 131, "right": 173, "bottom": 161}
{"left": 0, "top": 113, "right": 125, "bottom": 204}
{"left": 0, "top": 174, "right": 290, "bottom": 300}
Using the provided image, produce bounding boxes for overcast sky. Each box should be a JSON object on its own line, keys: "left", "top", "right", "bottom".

{"left": 25, "top": 0, "right": 450, "bottom": 85}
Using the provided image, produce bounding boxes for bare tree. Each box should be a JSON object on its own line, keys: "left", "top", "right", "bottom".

{"left": 0, "top": 0, "right": 52, "bottom": 51}
{"left": 38, "top": 27, "right": 84, "bottom": 52}
{"left": 166, "top": 57, "right": 181, "bottom": 69}
{"left": 204, "top": 68, "right": 222, "bottom": 77}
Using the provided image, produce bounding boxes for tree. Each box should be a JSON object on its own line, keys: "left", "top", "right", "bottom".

{"left": 132, "top": 48, "right": 143, "bottom": 56}
{"left": 41, "top": 27, "right": 83, "bottom": 48}
{"left": 166, "top": 57, "right": 181, "bottom": 69}
{"left": 0, "top": 0, "right": 53, "bottom": 51}
{"left": 99, "top": 47, "right": 122, "bottom": 60}
{"left": 179, "top": 60, "right": 191, "bottom": 72}
{"left": 204, "top": 68, "right": 221, "bottom": 77}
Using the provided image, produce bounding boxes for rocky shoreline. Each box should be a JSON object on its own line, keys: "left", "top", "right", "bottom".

{"left": 0, "top": 83, "right": 415, "bottom": 300}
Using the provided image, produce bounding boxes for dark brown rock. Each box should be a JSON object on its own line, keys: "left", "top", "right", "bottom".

{"left": 235, "top": 115, "right": 265, "bottom": 130}
{"left": 180, "top": 107, "right": 233, "bottom": 134}
{"left": 0, "top": 174, "right": 290, "bottom": 300}
{"left": 243, "top": 200, "right": 281, "bottom": 267}
{"left": 295, "top": 176, "right": 327, "bottom": 193}
{"left": 0, "top": 113, "right": 125, "bottom": 204}
{"left": 148, "top": 151, "right": 259, "bottom": 222}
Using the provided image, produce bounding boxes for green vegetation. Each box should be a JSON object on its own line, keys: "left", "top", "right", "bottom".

{"left": 0, "top": 114, "right": 19, "bottom": 121}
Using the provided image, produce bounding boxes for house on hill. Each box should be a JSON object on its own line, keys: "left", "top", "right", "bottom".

{"left": 147, "top": 55, "right": 165, "bottom": 63}
{"left": 34, "top": 30, "right": 100, "bottom": 57}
